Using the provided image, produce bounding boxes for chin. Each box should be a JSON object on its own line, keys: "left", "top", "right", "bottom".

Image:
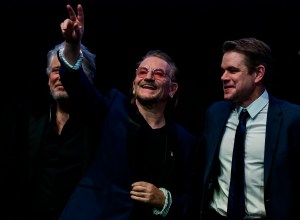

{"left": 51, "top": 91, "right": 69, "bottom": 100}
{"left": 137, "top": 96, "right": 159, "bottom": 105}
{"left": 223, "top": 94, "right": 233, "bottom": 100}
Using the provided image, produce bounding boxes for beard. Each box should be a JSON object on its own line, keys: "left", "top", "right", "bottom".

{"left": 136, "top": 94, "right": 160, "bottom": 106}
{"left": 51, "top": 90, "right": 69, "bottom": 101}
{"left": 135, "top": 92, "right": 170, "bottom": 106}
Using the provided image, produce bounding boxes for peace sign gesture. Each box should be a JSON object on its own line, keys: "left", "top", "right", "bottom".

{"left": 60, "top": 4, "right": 84, "bottom": 44}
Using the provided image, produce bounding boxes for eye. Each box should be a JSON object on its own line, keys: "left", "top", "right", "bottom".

{"left": 153, "top": 69, "right": 165, "bottom": 79}
{"left": 51, "top": 67, "right": 60, "bottom": 74}
{"left": 136, "top": 67, "right": 148, "bottom": 77}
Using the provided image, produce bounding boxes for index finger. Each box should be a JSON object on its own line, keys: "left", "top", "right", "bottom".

{"left": 131, "top": 181, "right": 148, "bottom": 187}
{"left": 66, "top": 4, "right": 84, "bottom": 24}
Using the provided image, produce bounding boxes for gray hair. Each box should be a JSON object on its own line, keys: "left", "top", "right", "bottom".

{"left": 46, "top": 42, "right": 96, "bottom": 81}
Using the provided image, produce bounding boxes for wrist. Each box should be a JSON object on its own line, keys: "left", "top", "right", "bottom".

{"left": 153, "top": 188, "right": 172, "bottom": 217}
{"left": 58, "top": 48, "right": 83, "bottom": 71}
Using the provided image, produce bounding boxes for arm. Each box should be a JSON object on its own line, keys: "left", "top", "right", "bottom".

{"left": 58, "top": 4, "right": 107, "bottom": 121}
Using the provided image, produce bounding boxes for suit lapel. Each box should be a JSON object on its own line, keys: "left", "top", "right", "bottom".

{"left": 264, "top": 96, "right": 282, "bottom": 186}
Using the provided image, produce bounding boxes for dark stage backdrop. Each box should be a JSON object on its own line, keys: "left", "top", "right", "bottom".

{"left": 3, "top": 0, "right": 300, "bottom": 136}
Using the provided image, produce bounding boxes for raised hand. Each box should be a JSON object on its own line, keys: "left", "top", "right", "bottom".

{"left": 60, "top": 4, "right": 84, "bottom": 64}
{"left": 60, "top": 4, "right": 84, "bottom": 45}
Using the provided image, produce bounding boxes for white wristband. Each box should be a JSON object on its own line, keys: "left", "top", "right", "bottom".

{"left": 153, "top": 187, "right": 172, "bottom": 217}
{"left": 58, "top": 48, "right": 83, "bottom": 71}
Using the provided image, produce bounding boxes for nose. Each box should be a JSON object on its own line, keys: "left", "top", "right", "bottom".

{"left": 220, "top": 71, "right": 227, "bottom": 81}
{"left": 144, "top": 71, "right": 155, "bottom": 79}
{"left": 54, "top": 74, "right": 61, "bottom": 82}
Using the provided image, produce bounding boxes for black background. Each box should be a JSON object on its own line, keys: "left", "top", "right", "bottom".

{"left": 3, "top": 0, "right": 300, "bottom": 136}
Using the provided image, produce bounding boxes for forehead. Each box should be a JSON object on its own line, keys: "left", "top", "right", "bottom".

{"left": 222, "top": 51, "right": 246, "bottom": 66}
{"left": 139, "top": 56, "right": 169, "bottom": 69}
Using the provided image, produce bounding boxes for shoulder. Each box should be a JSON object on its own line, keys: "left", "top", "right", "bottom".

{"left": 208, "top": 100, "right": 232, "bottom": 111}
{"left": 269, "top": 95, "right": 300, "bottom": 115}
{"left": 107, "top": 88, "right": 128, "bottom": 102}
{"left": 206, "top": 100, "right": 233, "bottom": 120}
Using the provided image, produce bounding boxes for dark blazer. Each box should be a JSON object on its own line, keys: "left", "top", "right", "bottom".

{"left": 199, "top": 95, "right": 300, "bottom": 220}
{"left": 57, "top": 61, "right": 200, "bottom": 219}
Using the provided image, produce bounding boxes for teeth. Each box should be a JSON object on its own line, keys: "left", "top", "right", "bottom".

{"left": 143, "top": 85, "right": 155, "bottom": 89}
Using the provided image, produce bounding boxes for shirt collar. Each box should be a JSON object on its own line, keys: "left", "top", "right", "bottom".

{"left": 236, "top": 90, "right": 269, "bottom": 119}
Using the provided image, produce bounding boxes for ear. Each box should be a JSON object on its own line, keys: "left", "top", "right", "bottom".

{"left": 254, "top": 65, "right": 265, "bottom": 83}
{"left": 132, "top": 80, "right": 136, "bottom": 95}
{"left": 169, "top": 82, "right": 179, "bottom": 98}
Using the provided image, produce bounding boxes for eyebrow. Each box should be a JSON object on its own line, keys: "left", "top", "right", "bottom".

{"left": 51, "top": 66, "right": 60, "bottom": 72}
{"left": 138, "top": 66, "right": 165, "bottom": 71}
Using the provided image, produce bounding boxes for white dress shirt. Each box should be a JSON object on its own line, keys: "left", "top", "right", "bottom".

{"left": 210, "top": 90, "right": 269, "bottom": 218}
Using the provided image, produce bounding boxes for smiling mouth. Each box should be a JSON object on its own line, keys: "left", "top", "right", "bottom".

{"left": 141, "top": 84, "right": 156, "bottom": 90}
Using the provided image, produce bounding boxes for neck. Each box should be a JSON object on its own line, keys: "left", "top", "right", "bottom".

{"left": 136, "top": 100, "right": 166, "bottom": 129}
{"left": 238, "top": 86, "right": 266, "bottom": 108}
{"left": 55, "top": 100, "right": 70, "bottom": 135}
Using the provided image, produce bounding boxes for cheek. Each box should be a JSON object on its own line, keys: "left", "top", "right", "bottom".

{"left": 48, "top": 75, "right": 57, "bottom": 87}
{"left": 132, "top": 79, "right": 137, "bottom": 87}
{"left": 132, "top": 79, "right": 139, "bottom": 92}
{"left": 160, "top": 84, "right": 172, "bottom": 96}
{"left": 133, "top": 77, "right": 143, "bottom": 86}
{"left": 164, "top": 82, "right": 173, "bottom": 91}
{"left": 236, "top": 77, "right": 253, "bottom": 91}
{"left": 48, "top": 78, "right": 52, "bottom": 87}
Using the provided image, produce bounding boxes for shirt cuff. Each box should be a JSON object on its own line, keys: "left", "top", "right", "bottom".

{"left": 153, "top": 187, "right": 172, "bottom": 217}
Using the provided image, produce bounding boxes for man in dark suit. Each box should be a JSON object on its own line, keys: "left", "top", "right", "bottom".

{"left": 56, "top": 4, "right": 200, "bottom": 220}
{"left": 199, "top": 37, "right": 300, "bottom": 220}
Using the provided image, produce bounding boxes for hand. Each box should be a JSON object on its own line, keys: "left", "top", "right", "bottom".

{"left": 130, "top": 181, "right": 165, "bottom": 209}
{"left": 60, "top": 4, "right": 84, "bottom": 44}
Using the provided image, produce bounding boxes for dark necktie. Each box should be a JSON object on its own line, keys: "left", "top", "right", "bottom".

{"left": 227, "top": 109, "right": 250, "bottom": 220}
